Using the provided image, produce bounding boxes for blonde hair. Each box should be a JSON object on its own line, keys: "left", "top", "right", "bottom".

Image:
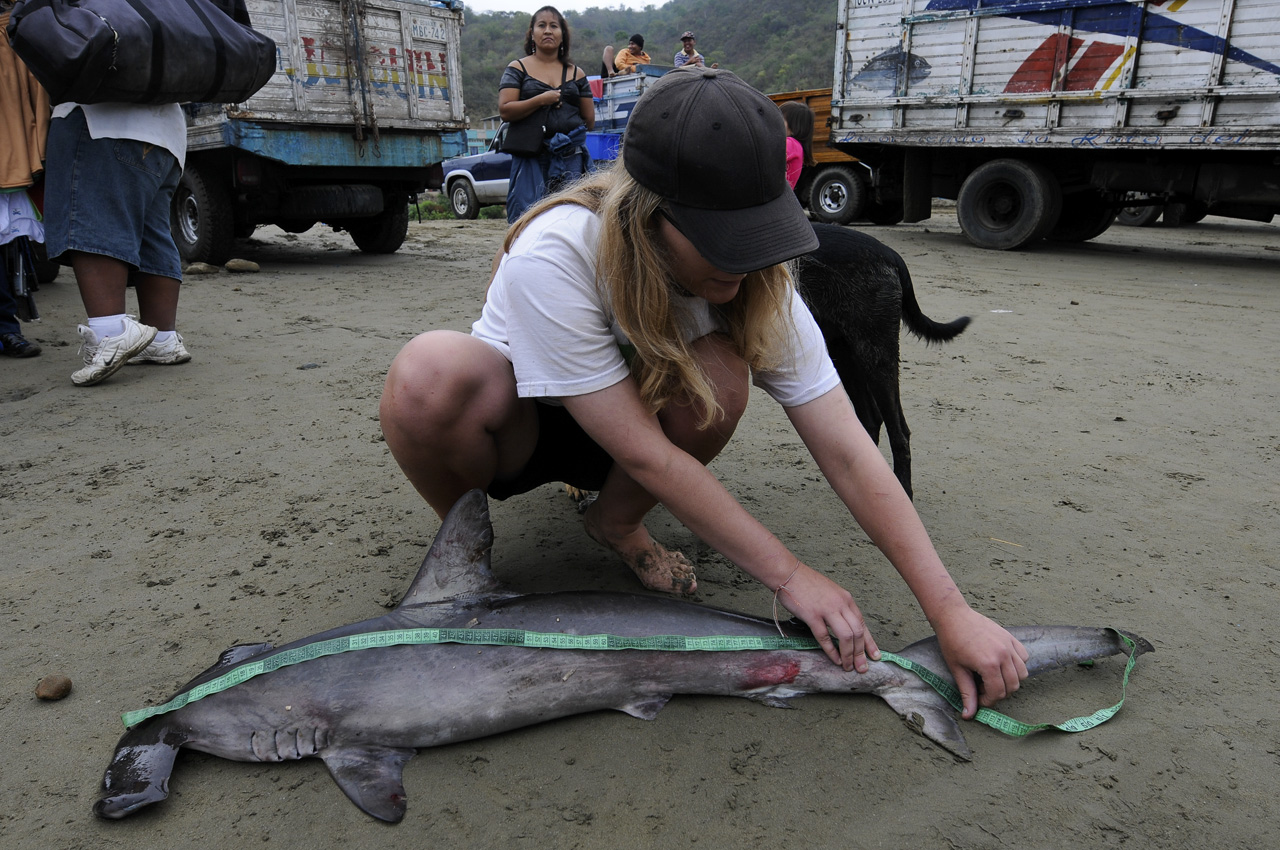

{"left": 503, "top": 160, "right": 797, "bottom": 428}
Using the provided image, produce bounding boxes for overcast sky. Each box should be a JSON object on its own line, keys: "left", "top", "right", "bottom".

{"left": 460, "top": 1, "right": 663, "bottom": 16}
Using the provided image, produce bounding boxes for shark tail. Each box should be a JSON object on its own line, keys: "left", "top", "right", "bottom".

{"left": 875, "top": 625, "right": 1153, "bottom": 760}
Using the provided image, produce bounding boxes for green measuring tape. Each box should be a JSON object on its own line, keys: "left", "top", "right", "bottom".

{"left": 121, "top": 627, "right": 1139, "bottom": 738}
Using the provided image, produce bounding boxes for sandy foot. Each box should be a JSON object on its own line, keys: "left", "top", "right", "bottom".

{"left": 582, "top": 502, "right": 698, "bottom": 595}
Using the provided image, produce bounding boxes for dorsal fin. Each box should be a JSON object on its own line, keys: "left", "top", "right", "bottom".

{"left": 216, "top": 643, "right": 276, "bottom": 668}
{"left": 397, "top": 489, "right": 502, "bottom": 607}
{"left": 174, "top": 642, "right": 276, "bottom": 693}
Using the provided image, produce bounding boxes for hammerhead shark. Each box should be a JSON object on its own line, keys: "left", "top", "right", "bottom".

{"left": 96, "top": 489, "right": 1151, "bottom": 822}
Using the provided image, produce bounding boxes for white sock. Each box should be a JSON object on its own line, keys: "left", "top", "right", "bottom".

{"left": 153, "top": 330, "right": 176, "bottom": 344}
{"left": 87, "top": 314, "right": 127, "bottom": 339}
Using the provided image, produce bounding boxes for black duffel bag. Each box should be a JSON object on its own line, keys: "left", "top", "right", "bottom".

{"left": 6, "top": 0, "right": 276, "bottom": 105}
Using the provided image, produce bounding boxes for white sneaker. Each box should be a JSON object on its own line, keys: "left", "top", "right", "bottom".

{"left": 72, "top": 317, "right": 158, "bottom": 386}
{"left": 128, "top": 332, "right": 191, "bottom": 365}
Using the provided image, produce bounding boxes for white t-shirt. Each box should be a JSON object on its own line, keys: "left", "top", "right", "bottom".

{"left": 52, "top": 102, "right": 188, "bottom": 168}
{"left": 472, "top": 204, "right": 840, "bottom": 407}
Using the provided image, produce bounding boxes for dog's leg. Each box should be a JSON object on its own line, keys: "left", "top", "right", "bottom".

{"left": 879, "top": 379, "right": 913, "bottom": 500}
{"left": 823, "top": 332, "right": 884, "bottom": 444}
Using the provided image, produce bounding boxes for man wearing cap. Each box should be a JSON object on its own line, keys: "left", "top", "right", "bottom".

{"left": 613, "top": 34, "right": 650, "bottom": 75}
{"left": 673, "top": 32, "right": 705, "bottom": 68}
{"left": 381, "top": 69, "right": 1031, "bottom": 720}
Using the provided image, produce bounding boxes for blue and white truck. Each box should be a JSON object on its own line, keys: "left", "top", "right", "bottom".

{"left": 829, "top": 0, "right": 1280, "bottom": 249}
{"left": 175, "top": 0, "right": 468, "bottom": 263}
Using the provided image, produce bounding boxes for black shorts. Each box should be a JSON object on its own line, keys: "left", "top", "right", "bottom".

{"left": 488, "top": 401, "right": 615, "bottom": 500}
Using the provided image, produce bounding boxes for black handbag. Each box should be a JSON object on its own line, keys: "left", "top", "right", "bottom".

{"left": 500, "top": 107, "right": 549, "bottom": 156}
{"left": 6, "top": 0, "right": 275, "bottom": 105}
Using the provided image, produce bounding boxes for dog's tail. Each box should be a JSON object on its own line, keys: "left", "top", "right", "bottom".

{"left": 896, "top": 252, "right": 970, "bottom": 343}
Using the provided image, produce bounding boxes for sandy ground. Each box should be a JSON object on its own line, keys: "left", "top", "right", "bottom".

{"left": 2, "top": 207, "right": 1277, "bottom": 849}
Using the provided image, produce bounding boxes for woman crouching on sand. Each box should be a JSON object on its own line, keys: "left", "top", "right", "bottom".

{"left": 379, "top": 68, "right": 1029, "bottom": 717}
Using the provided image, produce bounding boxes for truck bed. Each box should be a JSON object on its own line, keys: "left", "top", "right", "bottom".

{"left": 188, "top": 0, "right": 466, "bottom": 152}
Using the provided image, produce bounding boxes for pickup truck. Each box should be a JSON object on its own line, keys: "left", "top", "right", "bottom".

{"left": 441, "top": 124, "right": 629, "bottom": 218}
{"left": 174, "top": 0, "right": 468, "bottom": 263}
{"left": 442, "top": 125, "right": 512, "bottom": 218}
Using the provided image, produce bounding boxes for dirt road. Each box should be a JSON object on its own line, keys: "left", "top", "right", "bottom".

{"left": 2, "top": 209, "right": 1276, "bottom": 848}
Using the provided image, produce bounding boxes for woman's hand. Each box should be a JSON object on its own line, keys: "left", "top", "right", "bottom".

{"left": 931, "top": 607, "right": 1030, "bottom": 719}
{"left": 776, "top": 564, "right": 880, "bottom": 673}
{"left": 541, "top": 90, "right": 562, "bottom": 107}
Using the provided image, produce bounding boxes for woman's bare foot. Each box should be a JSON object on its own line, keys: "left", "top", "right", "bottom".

{"left": 582, "top": 504, "right": 698, "bottom": 595}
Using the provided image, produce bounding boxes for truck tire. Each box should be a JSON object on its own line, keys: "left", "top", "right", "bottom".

{"left": 280, "top": 185, "right": 384, "bottom": 220}
{"left": 347, "top": 201, "right": 410, "bottom": 254}
{"left": 171, "top": 165, "right": 235, "bottom": 266}
{"left": 864, "top": 199, "right": 905, "bottom": 226}
{"left": 956, "top": 159, "right": 1062, "bottom": 250}
{"left": 449, "top": 181, "right": 480, "bottom": 220}
{"left": 1162, "top": 201, "right": 1209, "bottom": 227}
{"left": 808, "top": 166, "right": 866, "bottom": 225}
{"left": 1182, "top": 202, "right": 1210, "bottom": 224}
{"left": 1116, "top": 195, "right": 1163, "bottom": 227}
{"left": 1046, "top": 191, "right": 1116, "bottom": 242}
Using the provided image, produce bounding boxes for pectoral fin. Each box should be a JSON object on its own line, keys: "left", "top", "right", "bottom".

{"left": 616, "top": 694, "right": 672, "bottom": 720}
{"left": 320, "top": 745, "right": 416, "bottom": 823}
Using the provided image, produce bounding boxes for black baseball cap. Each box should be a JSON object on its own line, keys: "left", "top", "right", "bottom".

{"left": 623, "top": 67, "right": 818, "bottom": 274}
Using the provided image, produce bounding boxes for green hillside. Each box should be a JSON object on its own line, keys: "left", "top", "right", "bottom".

{"left": 457, "top": 0, "right": 840, "bottom": 122}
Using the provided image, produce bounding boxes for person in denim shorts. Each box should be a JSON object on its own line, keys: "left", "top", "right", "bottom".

{"left": 44, "top": 102, "right": 191, "bottom": 386}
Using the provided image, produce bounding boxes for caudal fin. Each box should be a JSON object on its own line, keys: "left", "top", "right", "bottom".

{"left": 93, "top": 719, "right": 186, "bottom": 819}
{"left": 877, "top": 625, "right": 1153, "bottom": 760}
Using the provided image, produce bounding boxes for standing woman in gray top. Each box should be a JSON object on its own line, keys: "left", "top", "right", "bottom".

{"left": 498, "top": 6, "right": 595, "bottom": 223}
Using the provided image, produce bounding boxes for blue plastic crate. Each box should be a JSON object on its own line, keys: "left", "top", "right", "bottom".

{"left": 585, "top": 133, "right": 622, "bottom": 162}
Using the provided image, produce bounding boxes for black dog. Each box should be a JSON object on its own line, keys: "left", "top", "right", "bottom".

{"left": 795, "top": 224, "right": 969, "bottom": 500}
{"left": 569, "top": 225, "right": 965, "bottom": 510}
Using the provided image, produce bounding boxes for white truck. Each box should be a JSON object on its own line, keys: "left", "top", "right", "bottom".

{"left": 176, "top": 0, "right": 467, "bottom": 263}
{"left": 829, "top": 0, "right": 1280, "bottom": 248}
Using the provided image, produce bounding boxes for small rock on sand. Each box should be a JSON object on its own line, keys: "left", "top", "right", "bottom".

{"left": 35, "top": 674, "right": 72, "bottom": 700}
